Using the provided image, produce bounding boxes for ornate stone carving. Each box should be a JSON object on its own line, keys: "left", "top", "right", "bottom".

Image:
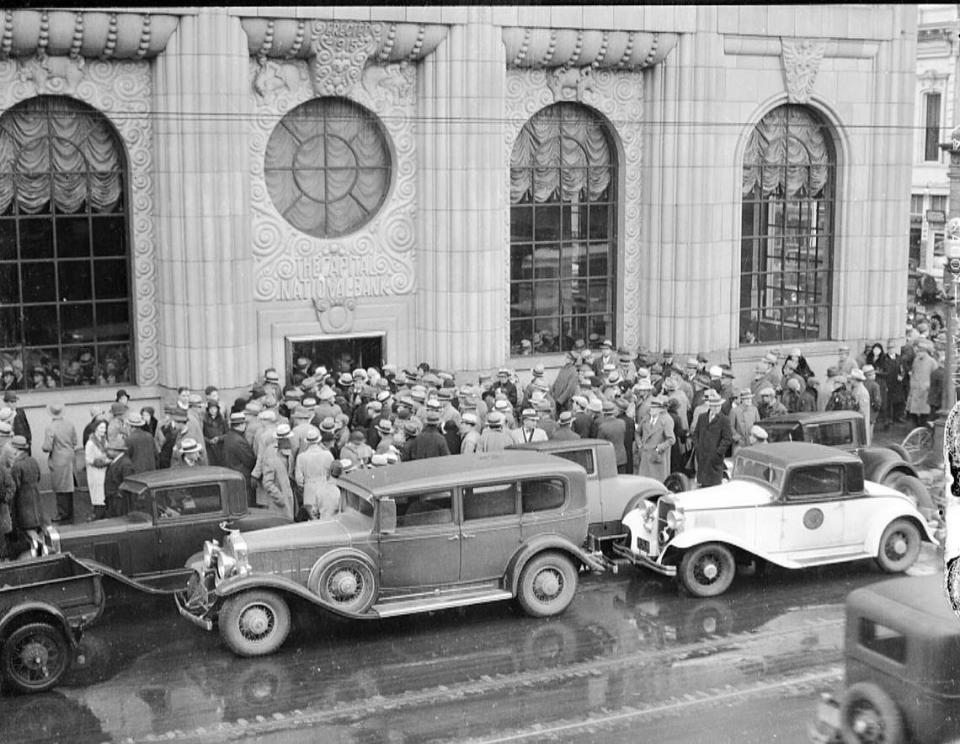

{"left": 17, "top": 54, "right": 85, "bottom": 93}
{"left": 780, "top": 38, "right": 827, "bottom": 104}
{"left": 309, "top": 21, "right": 382, "bottom": 97}
{"left": 505, "top": 68, "right": 643, "bottom": 351}
{"left": 250, "top": 57, "right": 417, "bottom": 307}
{"left": 546, "top": 66, "right": 593, "bottom": 102}
{"left": 252, "top": 57, "right": 306, "bottom": 99}
{"left": 0, "top": 56, "right": 159, "bottom": 386}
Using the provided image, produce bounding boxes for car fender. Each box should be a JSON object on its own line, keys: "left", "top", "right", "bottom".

{"left": 619, "top": 485, "right": 670, "bottom": 522}
{"left": 862, "top": 507, "right": 938, "bottom": 553}
{"left": 0, "top": 601, "right": 77, "bottom": 646}
{"left": 507, "top": 534, "right": 605, "bottom": 595}
{"left": 212, "top": 572, "right": 375, "bottom": 620}
{"left": 664, "top": 528, "right": 760, "bottom": 562}
{"left": 858, "top": 447, "right": 918, "bottom": 483}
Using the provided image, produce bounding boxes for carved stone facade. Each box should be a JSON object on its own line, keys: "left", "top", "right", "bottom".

{"left": 780, "top": 38, "right": 827, "bottom": 104}
{"left": 0, "top": 55, "right": 160, "bottom": 386}
{"left": 504, "top": 67, "right": 644, "bottom": 351}
{"left": 249, "top": 55, "right": 418, "bottom": 321}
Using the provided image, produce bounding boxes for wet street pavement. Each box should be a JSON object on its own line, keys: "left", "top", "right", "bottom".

{"left": 0, "top": 545, "right": 943, "bottom": 744}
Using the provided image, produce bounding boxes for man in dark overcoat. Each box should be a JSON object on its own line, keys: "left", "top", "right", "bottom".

{"left": 692, "top": 390, "right": 733, "bottom": 488}
{"left": 221, "top": 412, "right": 258, "bottom": 506}
{"left": 402, "top": 410, "right": 450, "bottom": 461}
{"left": 10, "top": 435, "right": 45, "bottom": 544}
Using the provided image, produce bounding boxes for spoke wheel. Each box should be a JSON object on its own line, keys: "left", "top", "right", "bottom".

{"left": 1, "top": 622, "right": 71, "bottom": 694}
{"left": 874, "top": 519, "right": 921, "bottom": 573}
{"left": 840, "top": 682, "right": 904, "bottom": 744}
{"left": 219, "top": 590, "right": 291, "bottom": 657}
{"left": 900, "top": 426, "right": 934, "bottom": 467}
{"left": 517, "top": 552, "right": 578, "bottom": 618}
{"left": 679, "top": 543, "right": 736, "bottom": 597}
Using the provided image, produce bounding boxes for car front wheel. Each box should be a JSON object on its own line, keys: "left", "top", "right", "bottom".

{"left": 517, "top": 552, "right": 578, "bottom": 618}
{"left": 875, "top": 519, "right": 921, "bottom": 573}
{"left": 218, "top": 590, "right": 291, "bottom": 657}
{"left": 839, "top": 681, "right": 904, "bottom": 744}
{"left": 1, "top": 622, "right": 71, "bottom": 694}
{"left": 679, "top": 543, "right": 736, "bottom": 597}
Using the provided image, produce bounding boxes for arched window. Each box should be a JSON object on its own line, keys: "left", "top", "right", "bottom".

{"left": 510, "top": 103, "right": 616, "bottom": 355}
{"left": 0, "top": 96, "right": 132, "bottom": 389}
{"left": 740, "top": 105, "right": 836, "bottom": 344}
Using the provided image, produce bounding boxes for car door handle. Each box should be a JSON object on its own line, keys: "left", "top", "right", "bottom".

{"left": 448, "top": 534, "right": 460, "bottom": 541}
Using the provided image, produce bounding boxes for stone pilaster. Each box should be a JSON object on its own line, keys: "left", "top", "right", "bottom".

{"left": 416, "top": 9, "right": 506, "bottom": 369}
{"left": 153, "top": 8, "right": 255, "bottom": 391}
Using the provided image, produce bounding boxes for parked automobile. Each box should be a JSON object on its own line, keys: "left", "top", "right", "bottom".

{"left": 509, "top": 438, "right": 669, "bottom": 552}
{"left": 0, "top": 554, "right": 105, "bottom": 694}
{"left": 43, "top": 467, "right": 290, "bottom": 592}
{"left": 757, "top": 411, "right": 934, "bottom": 517}
{"left": 615, "top": 442, "right": 936, "bottom": 597}
{"left": 177, "top": 451, "right": 604, "bottom": 657}
{"left": 810, "top": 574, "right": 959, "bottom": 744}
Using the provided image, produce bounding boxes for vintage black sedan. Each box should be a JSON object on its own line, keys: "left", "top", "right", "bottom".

{"left": 43, "top": 467, "right": 290, "bottom": 592}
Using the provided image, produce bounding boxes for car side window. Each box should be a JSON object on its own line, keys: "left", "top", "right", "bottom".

{"left": 785, "top": 466, "right": 843, "bottom": 500}
{"left": 819, "top": 422, "right": 853, "bottom": 447}
{"left": 463, "top": 483, "right": 518, "bottom": 520}
{"left": 521, "top": 478, "right": 566, "bottom": 513}
{"left": 395, "top": 491, "right": 453, "bottom": 528}
{"left": 553, "top": 450, "right": 595, "bottom": 475}
{"left": 156, "top": 484, "right": 224, "bottom": 519}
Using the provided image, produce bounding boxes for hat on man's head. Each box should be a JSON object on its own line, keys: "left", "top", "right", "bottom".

{"left": 558, "top": 411, "right": 574, "bottom": 426}
{"left": 705, "top": 389, "right": 722, "bottom": 404}
{"left": 375, "top": 419, "right": 394, "bottom": 435}
{"left": 48, "top": 403, "right": 64, "bottom": 416}
{"left": 461, "top": 412, "right": 478, "bottom": 427}
{"left": 521, "top": 408, "right": 538, "bottom": 421}
{"left": 661, "top": 349, "right": 673, "bottom": 357}
{"left": 338, "top": 373, "right": 354, "bottom": 387}
{"left": 258, "top": 409, "right": 277, "bottom": 422}
{"left": 261, "top": 394, "right": 277, "bottom": 409}
{"left": 740, "top": 388, "right": 754, "bottom": 398}
{"left": 486, "top": 411, "right": 504, "bottom": 428}
{"left": 229, "top": 412, "right": 246, "bottom": 425}
{"left": 319, "top": 417, "right": 337, "bottom": 435}
{"left": 304, "top": 426, "right": 321, "bottom": 443}
{"left": 264, "top": 369, "right": 280, "bottom": 383}
{"left": 696, "top": 352, "right": 709, "bottom": 364}
{"left": 10, "top": 435, "right": 28, "bottom": 450}
{"left": 786, "top": 377, "right": 802, "bottom": 392}
{"left": 403, "top": 420, "right": 420, "bottom": 436}
{"left": 662, "top": 377, "right": 677, "bottom": 392}
{"left": 437, "top": 388, "right": 453, "bottom": 401}
{"left": 276, "top": 423, "right": 291, "bottom": 438}
{"left": 179, "top": 437, "right": 201, "bottom": 455}
{"left": 685, "top": 358, "right": 698, "bottom": 369}
{"left": 367, "top": 401, "right": 383, "bottom": 414}
{"left": 494, "top": 399, "right": 511, "bottom": 413}
{"left": 601, "top": 399, "right": 616, "bottom": 415}
{"left": 424, "top": 410, "right": 441, "bottom": 426}
{"left": 587, "top": 399, "right": 603, "bottom": 414}
{"left": 636, "top": 378, "right": 653, "bottom": 392}
{"left": 284, "top": 388, "right": 304, "bottom": 401}
{"left": 126, "top": 412, "right": 145, "bottom": 427}
{"left": 300, "top": 376, "right": 317, "bottom": 390}
{"left": 850, "top": 368, "right": 866, "bottom": 381}
{"left": 758, "top": 386, "right": 776, "bottom": 398}
{"left": 649, "top": 395, "right": 665, "bottom": 409}
{"left": 318, "top": 386, "right": 335, "bottom": 401}
{"left": 750, "top": 425, "right": 769, "bottom": 442}
{"left": 763, "top": 352, "right": 777, "bottom": 364}
{"left": 188, "top": 393, "right": 204, "bottom": 407}
{"left": 532, "top": 364, "right": 545, "bottom": 378}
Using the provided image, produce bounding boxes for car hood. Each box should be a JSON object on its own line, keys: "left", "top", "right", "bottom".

{"left": 665, "top": 480, "right": 775, "bottom": 511}
{"left": 238, "top": 517, "right": 357, "bottom": 553}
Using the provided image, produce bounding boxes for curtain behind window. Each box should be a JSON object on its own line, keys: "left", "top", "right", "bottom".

{"left": 0, "top": 97, "right": 123, "bottom": 214}
{"left": 742, "top": 106, "right": 830, "bottom": 199}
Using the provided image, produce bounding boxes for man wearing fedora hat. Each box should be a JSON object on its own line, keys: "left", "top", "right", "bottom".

{"left": 41, "top": 403, "right": 77, "bottom": 523}
{"left": 4, "top": 391, "right": 30, "bottom": 449}
{"left": 10, "top": 434, "right": 45, "bottom": 550}
{"left": 104, "top": 437, "right": 135, "bottom": 517}
{"left": 638, "top": 396, "right": 675, "bottom": 481}
{"left": 459, "top": 412, "right": 481, "bottom": 454}
{"left": 125, "top": 412, "right": 157, "bottom": 474}
{"left": 731, "top": 389, "right": 760, "bottom": 454}
{"left": 478, "top": 411, "right": 514, "bottom": 453}
{"left": 692, "top": 390, "right": 733, "bottom": 488}
{"left": 295, "top": 426, "right": 336, "bottom": 520}
{"left": 402, "top": 409, "right": 449, "bottom": 461}
{"left": 222, "top": 412, "right": 257, "bottom": 506}
{"left": 551, "top": 411, "right": 580, "bottom": 442}
{"left": 252, "top": 428, "right": 295, "bottom": 521}
{"left": 511, "top": 409, "right": 548, "bottom": 445}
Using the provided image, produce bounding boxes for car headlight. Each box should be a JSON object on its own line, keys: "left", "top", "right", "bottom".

{"left": 666, "top": 509, "right": 685, "bottom": 532}
{"left": 202, "top": 540, "right": 219, "bottom": 571}
{"left": 217, "top": 553, "right": 237, "bottom": 580}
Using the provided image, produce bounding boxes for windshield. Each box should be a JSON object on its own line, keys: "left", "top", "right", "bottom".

{"left": 341, "top": 486, "right": 375, "bottom": 520}
{"left": 733, "top": 456, "right": 784, "bottom": 489}
{"left": 762, "top": 422, "right": 803, "bottom": 443}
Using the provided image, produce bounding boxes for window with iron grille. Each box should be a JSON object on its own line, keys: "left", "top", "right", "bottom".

{"left": 509, "top": 103, "right": 617, "bottom": 355}
{"left": 0, "top": 95, "right": 132, "bottom": 389}
{"left": 740, "top": 105, "right": 836, "bottom": 344}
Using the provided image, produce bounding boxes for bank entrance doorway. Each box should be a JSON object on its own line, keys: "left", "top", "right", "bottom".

{"left": 286, "top": 334, "right": 384, "bottom": 384}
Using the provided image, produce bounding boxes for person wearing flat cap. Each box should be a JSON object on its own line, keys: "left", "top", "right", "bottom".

{"left": 104, "top": 437, "right": 135, "bottom": 518}
{"left": 692, "top": 389, "right": 733, "bottom": 487}
{"left": 401, "top": 409, "right": 450, "bottom": 462}
{"left": 40, "top": 403, "right": 77, "bottom": 523}
{"left": 222, "top": 412, "right": 257, "bottom": 506}
{"left": 638, "top": 396, "right": 675, "bottom": 481}
{"left": 10, "top": 434, "right": 46, "bottom": 548}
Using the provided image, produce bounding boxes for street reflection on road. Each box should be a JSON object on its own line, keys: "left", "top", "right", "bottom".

{"left": 0, "top": 561, "right": 897, "bottom": 744}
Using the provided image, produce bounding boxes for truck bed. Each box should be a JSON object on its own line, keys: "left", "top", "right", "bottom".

{"left": 0, "top": 554, "right": 104, "bottom": 627}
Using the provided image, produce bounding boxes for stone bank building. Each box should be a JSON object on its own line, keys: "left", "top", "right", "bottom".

{"left": 0, "top": 6, "right": 915, "bottom": 435}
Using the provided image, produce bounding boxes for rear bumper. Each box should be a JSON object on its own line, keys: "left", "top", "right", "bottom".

{"left": 611, "top": 540, "right": 676, "bottom": 577}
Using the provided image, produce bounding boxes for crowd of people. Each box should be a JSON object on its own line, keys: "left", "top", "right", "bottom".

{"left": 0, "top": 326, "right": 952, "bottom": 560}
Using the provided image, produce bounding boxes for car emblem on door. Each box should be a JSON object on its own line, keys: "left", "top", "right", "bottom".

{"left": 803, "top": 508, "right": 824, "bottom": 530}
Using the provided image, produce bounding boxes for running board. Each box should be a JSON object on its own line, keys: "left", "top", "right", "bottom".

{"left": 787, "top": 551, "right": 871, "bottom": 568}
{"left": 372, "top": 588, "right": 514, "bottom": 618}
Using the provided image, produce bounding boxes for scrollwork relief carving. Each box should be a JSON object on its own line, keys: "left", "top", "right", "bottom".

{"left": 504, "top": 68, "right": 643, "bottom": 351}
{"left": 0, "top": 56, "right": 159, "bottom": 386}
{"left": 309, "top": 21, "right": 382, "bottom": 97}
{"left": 250, "top": 56, "right": 417, "bottom": 309}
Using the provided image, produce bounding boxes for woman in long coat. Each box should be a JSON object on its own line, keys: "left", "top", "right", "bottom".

{"left": 638, "top": 396, "right": 675, "bottom": 482}
{"left": 85, "top": 419, "right": 110, "bottom": 519}
{"left": 907, "top": 342, "right": 939, "bottom": 428}
{"left": 10, "top": 435, "right": 45, "bottom": 534}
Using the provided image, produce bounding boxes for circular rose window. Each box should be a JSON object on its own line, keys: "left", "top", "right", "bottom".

{"left": 264, "top": 97, "right": 391, "bottom": 238}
